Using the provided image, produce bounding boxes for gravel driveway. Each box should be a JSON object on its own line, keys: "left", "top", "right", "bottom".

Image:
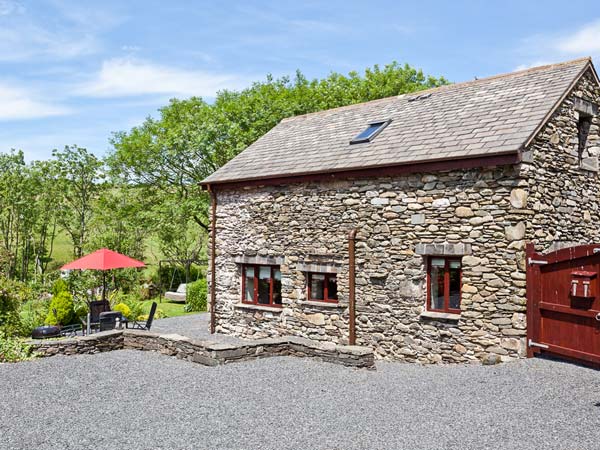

{"left": 2, "top": 351, "right": 600, "bottom": 450}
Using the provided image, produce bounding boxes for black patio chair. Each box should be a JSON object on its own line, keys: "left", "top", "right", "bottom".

{"left": 127, "top": 301, "right": 157, "bottom": 331}
{"left": 86, "top": 300, "right": 111, "bottom": 333}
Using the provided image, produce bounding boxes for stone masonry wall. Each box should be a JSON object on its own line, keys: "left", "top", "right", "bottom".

{"left": 213, "top": 167, "right": 530, "bottom": 364}
{"left": 522, "top": 68, "right": 600, "bottom": 250}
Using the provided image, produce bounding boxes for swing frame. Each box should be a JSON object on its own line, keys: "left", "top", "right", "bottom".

{"left": 158, "top": 258, "right": 207, "bottom": 303}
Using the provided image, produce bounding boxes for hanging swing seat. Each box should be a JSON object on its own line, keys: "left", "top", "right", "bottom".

{"left": 164, "top": 283, "right": 187, "bottom": 303}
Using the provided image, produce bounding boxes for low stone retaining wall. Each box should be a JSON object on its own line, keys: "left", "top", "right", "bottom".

{"left": 29, "top": 330, "right": 375, "bottom": 369}
{"left": 28, "top": 330, "right": 124, "bottom": 356}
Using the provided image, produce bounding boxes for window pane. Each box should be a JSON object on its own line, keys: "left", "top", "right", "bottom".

{"left": 244, "top": 267, "right": 254, "bottom": 302}
{"left": 449, "top": 263, "right": 461, "bottom": 310}
{"left": 257, "top": 266, "right": 271, "bottom": 304}
{"left": 431, "top": 258, "right": 445, "bottom": 267}
{"left": 310, "top": 274, "right": 325, "bottom": 300}
{"left": 355, "top": 123, "right": 383, "bottom": 140}
{"left": 273, "top": 269, "right": 282, "bottom": 305}
{"left": 327, "top": 275, "right": 338, "bottom": 300}
{"left": 430, "top": 262, "right": 445, "bottom": 310}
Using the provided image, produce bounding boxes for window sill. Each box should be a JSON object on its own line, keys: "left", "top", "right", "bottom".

{"left": 234, "top": 303, "right": 283, "bottom": 313}
{"left": 419, "top": 310, "right": 461, "bottom": 322}
{"left": 298, "top": 300, "right": 346, "bottom": 309}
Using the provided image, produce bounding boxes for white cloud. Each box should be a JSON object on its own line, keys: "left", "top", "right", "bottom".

{"left": 78, "top": 58, "right": 250, "bottom": 98}
{"left": 0, "top": 0, "right": 123, "bottom": 62}
{"left": 0, "top": 0, "right": 24, "bottom": 16}
{"left": 514, "top": 60, "right": 553, "bottom": 71}
{"left": 557, "top": 19, "right": 600, "bottom": 54}
{"left": 515, "top": 19, "right": 600, "bottom": 70}
{"left": 0, "top": 83, "right": 70, "bottom": 120}
{"left": 0, "top": 20, "right": 98, "bottom": 62}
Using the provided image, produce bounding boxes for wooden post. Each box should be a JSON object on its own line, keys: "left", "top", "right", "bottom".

{"left": 208, "top": 185, "right": 217, "bottom": 334}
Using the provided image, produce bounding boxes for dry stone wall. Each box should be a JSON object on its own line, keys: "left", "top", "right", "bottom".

{"left": 28, "top": 330, "right": 374, "bottom": 369}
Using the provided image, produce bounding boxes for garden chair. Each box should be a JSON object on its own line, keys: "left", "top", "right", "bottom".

{"left": 127, "top": 302, "right": 157, "bottom": 331}
{"left": 85, "top": 300, "right": 111, "bottom": 334}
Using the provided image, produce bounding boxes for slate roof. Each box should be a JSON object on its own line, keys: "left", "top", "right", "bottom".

{"left": 203, "top": 58, "right": 595, "bottom": 185}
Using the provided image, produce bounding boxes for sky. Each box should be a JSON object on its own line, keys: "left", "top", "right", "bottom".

{"left": 1, "top": 0, "right": 600, "bottom": 161}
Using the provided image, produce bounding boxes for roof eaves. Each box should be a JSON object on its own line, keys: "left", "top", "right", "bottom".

{"left": 200, "top": 148, "right": 521, "bottom": 187}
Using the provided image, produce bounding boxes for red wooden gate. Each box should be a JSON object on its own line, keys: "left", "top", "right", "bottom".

{"left": 527, "top": 243, "right": 600, "bottom": 366}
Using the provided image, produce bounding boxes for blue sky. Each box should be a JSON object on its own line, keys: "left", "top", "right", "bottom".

{"left": 1, "top": 0, "right": 599, "bottom": 161}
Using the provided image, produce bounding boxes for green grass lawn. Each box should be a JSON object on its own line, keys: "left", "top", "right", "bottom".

{"left": 49, "top": 229, "right": 165, "bottom": 268}
{"left": 140, "top": 298, "right": 198, "bottom": 318}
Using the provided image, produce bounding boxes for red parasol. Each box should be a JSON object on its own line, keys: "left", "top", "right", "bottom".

{"left": 61, "top": 248, "right": 146, "bottom": 300}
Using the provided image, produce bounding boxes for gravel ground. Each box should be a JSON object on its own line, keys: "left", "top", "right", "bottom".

{"left": 151, "top": 313, "right": 242, "bottom": 344}
{"left": 2, "top": 351, "right": 600, "bottom": 450}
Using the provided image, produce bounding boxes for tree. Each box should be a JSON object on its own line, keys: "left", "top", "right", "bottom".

{"left": 87, "top": 185, "right": 150, "bottom": 259}
{"left": 53, "top": 146, "right": 104, "bottom": 258}
{"left": 28, "top": 160, "right": 62, "bottom": 279}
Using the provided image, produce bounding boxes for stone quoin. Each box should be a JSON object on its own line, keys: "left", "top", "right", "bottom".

{"left": 201, "top": 58, "right": 600, "bottom": 364}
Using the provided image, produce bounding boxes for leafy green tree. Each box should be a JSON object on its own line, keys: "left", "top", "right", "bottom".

{"left": 0, "top": 151, "right": 61, "bottom": 281}
{"left": 28, "top": 159, "right": 62, "bottom": 280}
{"left": 53, "top": 145, "right": 104, "bottom": 258}
{"left": 87, "top": 185, "right": 149, "bottom": 259}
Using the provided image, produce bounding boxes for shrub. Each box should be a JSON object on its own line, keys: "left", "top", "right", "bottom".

{"left": 113, "top": 302, "right": 131, "bottom": 319}
{"left": 0, "top": 278, "right": 30, "bottom": 336}
{"left": 185, "top": 279, "right": 207, "bottom": 312}
{"left": 73, "top": 301, "right": 88, "bottom": 319}
{"left": 109, "top": 290, "right": 144, "bottom": 320}
{"left": 51, "top": 278, "right": 69, "bottom": 297}
{"left": 19, "top": 298, "right": 50, "bottom": 337}
{"left": 137, "top": 307, "right": 165, "bottom": 321}
{"left": 45, "top": 291, "right": 75, "bottom": 326}
{"left": 0, "top": 332, "right": 35, "bottom": 362}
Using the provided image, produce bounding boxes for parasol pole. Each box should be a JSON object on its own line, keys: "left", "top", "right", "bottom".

{"left": 102, "top": 271, "right": 107, "bottom": 301}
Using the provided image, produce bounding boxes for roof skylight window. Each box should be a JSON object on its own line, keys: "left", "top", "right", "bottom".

{"left": 350, "top": 119, "right": 391, "bottom": 144}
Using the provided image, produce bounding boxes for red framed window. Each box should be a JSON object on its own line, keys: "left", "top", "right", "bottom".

{"left": 242, "top": 265, "right": 282, "bottom": 307}
{"left": 307, "top": 273, "right": 338, "bottom": 303}
{"left": 427, "top": 258, "right": 462, "bottom": 313}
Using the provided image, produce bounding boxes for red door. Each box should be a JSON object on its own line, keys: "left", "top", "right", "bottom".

{"left": 527, "top": 243, "right": 600, "bottom": 367}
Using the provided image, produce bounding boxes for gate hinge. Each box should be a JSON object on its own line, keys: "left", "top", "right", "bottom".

{"left": 528, "top": 339, "right": 549, "bottom": 349}
{"left": 528, "top": 257, "right": 548, "bottom": 266}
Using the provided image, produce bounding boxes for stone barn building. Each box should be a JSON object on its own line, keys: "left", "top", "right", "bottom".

{"left": 201, "top": 58, "right": 600, "bottom": 364}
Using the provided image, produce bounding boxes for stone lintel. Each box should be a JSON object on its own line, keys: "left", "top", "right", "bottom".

{"left": 419, "top": 310, "right": 461, "bottom": 322}
{"left": 233, "top": 255, "right": 284, "bottom": 266}
{"left": 574, "top": 97, "right": 599, "bottom": 117}
{"left": 296, "top": 263, "right": 340, "bottom": 273}
{"left": 233, "top": 303, "right": 284, "bottom": 313}
{"left": 414, "top": 242, "right": 472, "bottom": 256}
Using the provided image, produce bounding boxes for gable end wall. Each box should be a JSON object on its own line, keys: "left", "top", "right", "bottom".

{"left": 522, "top": 68, "right": 600, "bottom": 250}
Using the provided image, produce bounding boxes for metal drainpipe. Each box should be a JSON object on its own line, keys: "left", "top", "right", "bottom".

{"left": 348, "top": 228, "right": 358, "bottom": 345}
{"left": 208, "top": 184, "right": 217, "bottom": 334}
